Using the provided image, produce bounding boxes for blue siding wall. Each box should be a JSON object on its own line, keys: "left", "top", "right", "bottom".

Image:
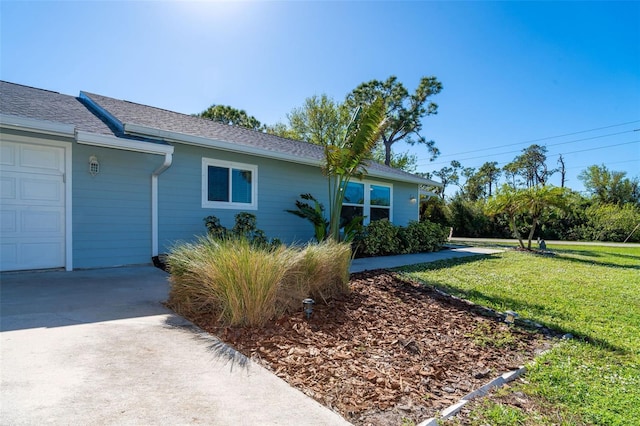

{"left": 392, "top": 182, "right": 421, "bottom": 226}
{"left": 72, "top": 143, "right": 160, "bottom": 268}
{"left": 157, "top": 144, "right": 421, "bottom": 252}
{"left": 158, "top": 144, "right": 328, "bottom": 250}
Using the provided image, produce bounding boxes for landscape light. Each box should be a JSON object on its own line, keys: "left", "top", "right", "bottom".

{"left": 504, "top": 310, "right": 518, "bottom": 325}
{"left": 303, "top": 298, "right": 315, "bottom": 319}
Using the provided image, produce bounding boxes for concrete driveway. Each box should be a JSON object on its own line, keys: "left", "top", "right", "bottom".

{"left": 0, "top": 266, "right": 350, "bottom": 425}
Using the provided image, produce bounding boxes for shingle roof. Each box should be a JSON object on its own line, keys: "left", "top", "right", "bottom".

{"left": 0, "top": 80, "right": 439, "bottom": 185}
{"left": 0, "top": 81, "right": 115, "bottom": 135}
{"left": 81, "top": 91, "right": 437, "bottom": 185}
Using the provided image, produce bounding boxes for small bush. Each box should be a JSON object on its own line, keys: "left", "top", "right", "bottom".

{"left": 356, "top": 219, "right": 448, "bottom": 257}
{"left": 357, "top": 219, "right": 400, "bottom": 257}
{"left": 167, "top": 237, "right": 351, "bottom": 327}
{"left": 400, "top": 220, "right": 447, "bottom": 253}
{"left": 167, "top": 236, "right": 292, "bottom": 326}
{"left": 204, "top": 212, "right": 280, "bottom": 248}
{"left": 280, "top": 240, "right": 351, "bottom": 310}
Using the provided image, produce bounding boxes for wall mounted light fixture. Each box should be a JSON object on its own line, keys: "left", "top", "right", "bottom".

{"left": 89, "top": 155, "right": 100, "bottom": 176}
{"left": 409, "top": 195, "right": 417, "bottom": 204}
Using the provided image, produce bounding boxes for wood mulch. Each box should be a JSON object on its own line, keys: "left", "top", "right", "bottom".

{"left": 185, "top": 270, "right": 554, "bottom": 425}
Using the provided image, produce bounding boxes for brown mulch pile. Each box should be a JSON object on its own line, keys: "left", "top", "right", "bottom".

{"left": 187, "top": 270, "right": 554, "bottom": 425}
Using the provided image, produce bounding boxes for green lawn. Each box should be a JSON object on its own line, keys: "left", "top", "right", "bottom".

{"left": 399, "top": 245, "right": 640, "bottom": 425}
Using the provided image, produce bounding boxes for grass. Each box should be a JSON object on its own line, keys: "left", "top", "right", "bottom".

{"left": 399, "top": 244, "right": 640, "bottom": 425}
{"left": 166, "top": 236, "right": 351, "bottom": 326}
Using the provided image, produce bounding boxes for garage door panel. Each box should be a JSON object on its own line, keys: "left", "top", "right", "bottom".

{"left": 1, "top": 210, "right": 17, "bottom": 233}
{"left": 0, "top": 144, "right": 16, "bottom": 166}
{"left": 20, "top": 145, "right": 64, "bottom": 172}
{"left": 21, "top": 210, "right": 63, "bottom": 233}
{"left": 1, "top": 241, "right": 64, "bottom": 271}
{"left": 21, "top": 177, "right": 63, "bottom": 203}
{"left": 1, "top": 176, "right": 17, "bottom": 200}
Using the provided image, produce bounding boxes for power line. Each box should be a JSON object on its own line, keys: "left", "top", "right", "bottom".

{"left": 564, "top": 158, "right": 639, "bottom": 171}
{"left": 417, "top": 119, "right": 640, "bottom": 165}
{"left": 420, "top": 130, "right": 637, "bottom": 166}
{"left": 421, "top": 140, "right": 640, "bottom": 171}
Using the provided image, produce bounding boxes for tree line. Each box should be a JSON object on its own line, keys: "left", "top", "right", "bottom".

{"left": 196, "top": 76, "right": 639, "bottom": 245}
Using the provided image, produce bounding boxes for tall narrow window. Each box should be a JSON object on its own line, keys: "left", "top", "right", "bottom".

{"left": 202, "top": 158, "right": 257, "bottom": 209}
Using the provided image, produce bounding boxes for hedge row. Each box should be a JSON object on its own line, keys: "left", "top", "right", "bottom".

{"left": 354, "top": 220, "right": 448, "bottom": 257}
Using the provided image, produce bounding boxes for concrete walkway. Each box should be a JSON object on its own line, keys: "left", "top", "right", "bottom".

{"left": 350, "top": 246, "right": 502, "bottom": 273}
{"left": 0, "top": 246, "right": 500, "bottom": 425}
{"left": 0, "top": 267, "right": 349, "bottom": 426}
{"left": 448, "top": 237, "right": 640, "bottom": 248}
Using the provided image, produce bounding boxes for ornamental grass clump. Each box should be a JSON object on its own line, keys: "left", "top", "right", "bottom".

{"left": 167, "top": 236, "right": 352, "bottom": 327}
{"left": 279, "top": 240, "right": 352, "bottom": 312}
{"left": 167, "top": 235, "right": 293, "bottom": 327}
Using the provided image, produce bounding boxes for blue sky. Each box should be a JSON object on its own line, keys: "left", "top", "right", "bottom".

{"left": 2, "top": 1, "right": 639, "bottom": 194}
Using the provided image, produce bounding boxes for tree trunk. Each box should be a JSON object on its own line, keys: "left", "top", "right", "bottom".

{"left": 384, "top": 140, "right": 392, "bottom": 166}
{"left": 527, "top": 218, "right": 539, "bottom": 250}
{"left": 509, "top": 217, "right": 525, "bottom": 249}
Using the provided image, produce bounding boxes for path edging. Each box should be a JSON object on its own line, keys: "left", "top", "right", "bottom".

{"left": 417, "top": 366, "right": 527, "bottom": 426}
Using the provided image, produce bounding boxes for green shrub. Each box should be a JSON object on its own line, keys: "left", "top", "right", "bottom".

{"left": 400, "top": 220, "right": 448, "bottom": 253}
{"left": 356, "top": 219, "right": 447, "bottom": 257}
{"left": 580, "top": 203, "right": 640, "bottom": 242}
{"left": 167, "top": 237, "right": 351, "bottom": 326}
{"left": 204, "top": 212, "right": 280, "bottom": 248}
{"left": 357, "top": 219, "right": 400, "bottom": 256}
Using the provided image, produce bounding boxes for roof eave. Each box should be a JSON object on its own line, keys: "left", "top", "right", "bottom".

{"left": 0, "top": 113, "right": 75, "bottom": 137}
{"left": 122, "top": 122, "right": 441, "bottom": 186}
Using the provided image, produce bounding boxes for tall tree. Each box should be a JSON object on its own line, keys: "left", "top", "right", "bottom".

{"left": 345, "top": 75, "right": 442, "bottom": 166}
{"left": 197, "top": 104, "right": 263, "bottom": 130}
{"left": 478, "top": 161, "right": 502, "bottom": 196}
{"left": 578, "top": 164, "right": 639, "bottom": 205}
{"left": 503, "top": 144, "right": 554, "bottom": 188}
{"left": 433, "top": 161, "right": 461, "bottom": 199}
{"left": 557, "top": 154, "right": 567, "bottom": 188}
{"left": 284, "top": 94, "right": 349, "bottom": 146}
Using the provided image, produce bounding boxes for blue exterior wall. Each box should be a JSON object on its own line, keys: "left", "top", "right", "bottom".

{"left": 71, "top": 142, "right": 422, "bottom": 266}
{"left": 157, "top": 143, "right": 422, "bottom": 252}
{"left": 72, "top": 143, "right": 160, "bottom": 268}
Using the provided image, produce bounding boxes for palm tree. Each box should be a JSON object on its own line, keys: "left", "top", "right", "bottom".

{"left": 486, "top": 185, "right": 567, "bottom": 250}
{"left": 323, "top": 97, "right": 386, "bottom": 241}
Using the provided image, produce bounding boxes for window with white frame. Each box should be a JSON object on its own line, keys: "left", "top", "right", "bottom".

{"left": 202, "top": 158, "right": 257, "bottom": 209}
{"left": 341, "top": 181, "right": 392, "bottom": 225}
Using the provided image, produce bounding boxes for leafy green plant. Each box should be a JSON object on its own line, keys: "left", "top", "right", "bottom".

{"left": 323, "top": 97, "right": 386, "bottom": 241}
{"left": 204, "top": 212, "right": 279, "bottom": 248}
{"left": 356, "top": 219, "right": 447, "bottom": 257}
{"left": 286, "top": 193, "right": 330, "bottom": 242}
{"left": 357, "top": 219, "right": 400, "bottom": 256}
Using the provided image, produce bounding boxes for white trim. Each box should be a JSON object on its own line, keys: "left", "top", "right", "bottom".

{"left": 0, "top": 113, "right": 75, "bottom": 137}
{"left": 151, "top": 153, "right": 173, "bottom": 257}
{"left": 122, "top": 122, "right": 441, "bottom": 187}
{"left": 201, "top": 157, "right": 258, "bottom": 210}
{"left": 76, "top": 130, "right": 174, "bottom": 155}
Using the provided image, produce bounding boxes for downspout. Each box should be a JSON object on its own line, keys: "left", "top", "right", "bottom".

{"left": 151, "top": 151, "right": 173, "bottom": 257}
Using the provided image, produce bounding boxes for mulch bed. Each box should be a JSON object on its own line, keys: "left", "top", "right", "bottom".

{"left": 185, "top": 270, "right": 554, "bottom": 425}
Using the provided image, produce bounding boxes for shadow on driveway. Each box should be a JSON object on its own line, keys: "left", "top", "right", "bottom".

{"left": 0, "top": 265, "right": 171, "bottom": 332}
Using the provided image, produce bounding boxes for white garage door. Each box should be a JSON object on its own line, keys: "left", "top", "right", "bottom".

{"left": 1, "top": 141, "right": 66, "bottom": 271}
